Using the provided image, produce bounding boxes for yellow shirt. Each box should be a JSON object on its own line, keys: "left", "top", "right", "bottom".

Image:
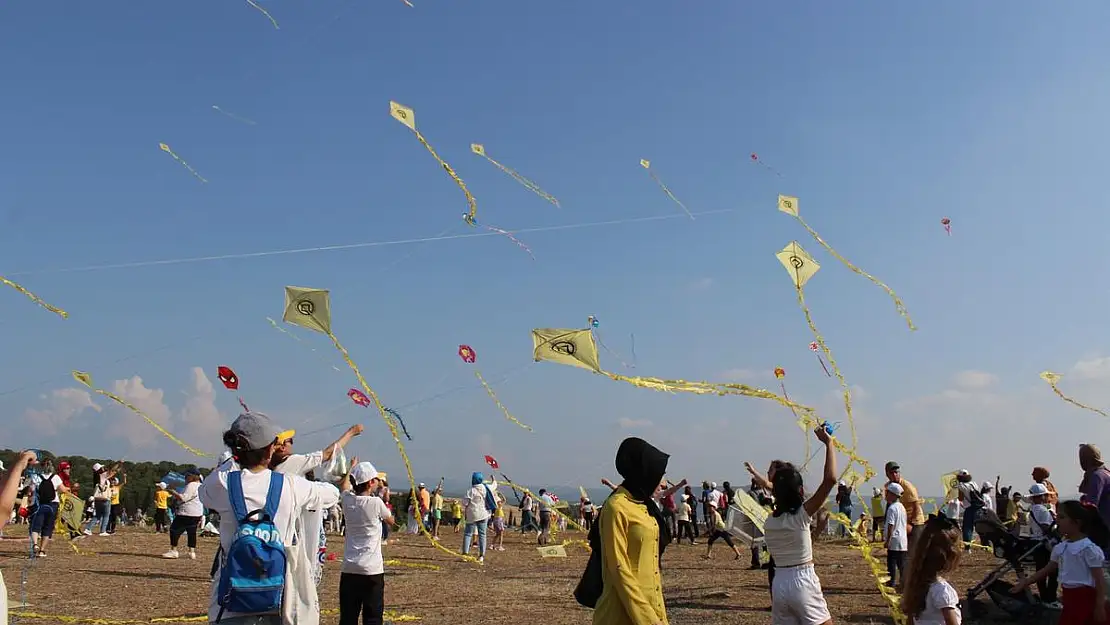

{"left": 886, "top": 478, "right": 925, "bottom": 526}
{"left": 433, "top": 493, "right": 444, "bottom": 511}
{"left": 594, "top": 487, "right": 667, "bottom": 625}
{"left": 494, "top": 504, "right": 505, "bottom": 519}
{"left": 450, "top": 501, "right": 462, "bottom": 517}
{"left": 110, "top": 487, "right": 121, "bottom": 506}
{"left": 870, "top": 495, "right": 884, "bottom": 518}
{"left": 153, "top": 490, "right": 169, "bottom": 510}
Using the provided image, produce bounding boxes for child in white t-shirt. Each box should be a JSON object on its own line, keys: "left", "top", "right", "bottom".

{"left": 1013, "top": 499, "right": 1108, "bottom": 624}
{"left": 900, "top": 514, "right": 963, "bottom": 625}
{"left": 339, "top": 460, "right": 393, "bottom": 625}
{"left": 885, "top": 482, "right": 909, "bottom": 589}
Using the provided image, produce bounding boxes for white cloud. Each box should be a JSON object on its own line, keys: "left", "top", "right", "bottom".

{"left": 825, "top": 384, "right": 869, "bottom": 403}
{"left": 617, "top": 417, "right": 653, "bottom": 429}
{"left": 1072, "top": 357, "right": 1110, "bottom": 381}
{"left": 719, "top": 368, "right": 759, "bottom": 382}
{"left": 688, "top": 277, "right": 714, "bottom": 291}
{"left": 953, "top": 370, "right": 998, "bottom": 390}
{"left": 23, "top": 388, "right": 101, "bottom": 437}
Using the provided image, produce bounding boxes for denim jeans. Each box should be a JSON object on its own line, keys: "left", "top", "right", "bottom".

{"left": 962, "top": 506, "right": 979, "bottom": 544}
{"left": 85, "top": 500, "right": 110, "bottom": 534}
{"left": 462, "top": 519, "right": 488, "bottom": 558}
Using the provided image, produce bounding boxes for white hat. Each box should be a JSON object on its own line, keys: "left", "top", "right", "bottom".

{"left": 350, "top": 462, "right": 379, "bottom": 486}
{"left": 92, "top": 463, "right": 104, "bottom": 471}
{"left": 873, "top": 487, "right": 882, "bottom": 496}
{"left": 710, "top": 482, "right": 717, "bottom": 489}
{"left": 156, "top": 481, "right": 168, "bottom": 489}
{"left": 418, "top": 482, "right": 426, "bottom": 488}
{"left": 982, "top": 481, "right": 994, "bottom": 490}
{"left": 958, "top": 469, "right": 970, "bottom": 477}
{"left": 839, "top": 480, "right": 847, "bottom": 486}
{"left": 1029, "top": 483, "right": 1049, "bottom": 497}
{"left": 886, "top": 482, "right": 905, "bottom": 497}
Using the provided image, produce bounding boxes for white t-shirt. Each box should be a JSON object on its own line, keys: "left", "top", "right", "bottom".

{"left": 40, "top": 474, "right": 63, "bottom": 504}
{"left": 764, "top": 508, "right": 813, "bottom": 567}
{"left": 676, "top": 501, "right": 690, "bottom": 522}
{"left": 956, "top": 481, "right": 979, "bottom": 505}
{"left": 463, "top": 484, "right": 492, "bottom": 523}
{"left": 1030, "top": 504, "right": 1054, "bottom": 538}
{"left": 93, "top": 475, "right": 112, "bottom": 501}
{"left": 540, "top": 494, "right": 555, "bottom": 513}
{"left": 912, "top": 578, "right": 961, "bottom": 625}
{"left": 341, "top": 490, "right": 390, "bottom": 576}
{"left": 275, "top": 452, "right": 324, "bottom": 479}
{"left": 885, "top": 501, "right": 908, "bottom": 551}
{"left": 177, "top": 481, "right": 204, "bottom": 517}
{"left": 1052, "top": 537, "right": 1106, "bottom": 588}
{"left": 200, "top": 467, "right": 339, "bottom": 622}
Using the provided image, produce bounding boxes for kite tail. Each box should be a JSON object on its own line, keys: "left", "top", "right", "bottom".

{"left": 473, "top": 371, "right": 532, "bottom": 431}
{"left": 1050, "top": 384, "right": 1109, "bottom": 418}
{"left": 246, "top": 0, "right": 280, "bottom": 29}
{"left": 794, "top": 215, "right": 915, "bottom": 331}
{"left": 383, "top": 559, "right": 440, "bottom": 570}
{"left": 483, "top": 156, "right": 560, "bottom": 207}
{"left": 411, "top": 129, "right": 477, "bottom": 223}
{"left": 325, "top": 331, "right": 481, "bottom": 564}
{"left": 647, "top": 170, "right": 695, "bottom": 220}
{"left": 482, "top": 225, "right": 535, "bottom": 260}
{"left": 0, "top": 276, "right": 68, "bottom": 319}
{"left": 384, "top": 407, "right": 413, "bottom": 441}
{"left": 795, "top": 287, "right": 858, "bottom": 455}
{"left": 830, "top": 511, "right": 907, "bottom": 625}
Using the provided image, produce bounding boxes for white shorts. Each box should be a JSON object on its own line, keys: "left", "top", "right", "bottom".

{"left": 771, "top": 563, "right": 832, "bottom": 625}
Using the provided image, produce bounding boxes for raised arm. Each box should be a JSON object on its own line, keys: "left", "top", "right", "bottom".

{"left": 0, "top": 452, "right": 36, "bottom": 530}
{"left": 744, "top": 462, "right": 772, "bottom": 491}
{"left": 661, "top": 479, "right": 687, "bottom": 499}
{"left": 803, "top": 427, "right": 837, "bottom": 518}
{"left": 321, "top": 424, "right": 365, "bottom": 462}
{"left": 601, "top": 478, "right": 618, "bottom": 492}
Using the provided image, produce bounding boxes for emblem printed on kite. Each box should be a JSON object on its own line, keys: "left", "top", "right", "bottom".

{"left": 941, "top": 217, "right": 951, "bottom": 235}
{"left": 777, "top": 195, "right": 799, "bottom": 218}
{"left": 775, "top": 241, "right": 821, "bottom": 289}
{"left": 458, "top": 345, "right": 477, "bottom": 364}
{"left": 282, "top": 286, "right": 332, "bottom": 335}
{"left": 217, "top": 366, "right": 239, "bottom": 390}
{"left": 348, "top": 389, "right": 372, "bottom": 408}
{"left": 484, "top": 455, "right": 499, "bottom": 470}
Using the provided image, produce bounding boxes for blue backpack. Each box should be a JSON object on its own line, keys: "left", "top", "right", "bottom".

{"left": 216, "top": 471, "right": 287, "bottom": 623}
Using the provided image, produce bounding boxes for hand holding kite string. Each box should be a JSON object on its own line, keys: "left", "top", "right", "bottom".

{"left": 1040, "top": 370, "right": 1109, "bottom": 418}
{"left": 281, "top": 286, "right": 478, "bottom": 563}
{"left": 778, "top": 195, "right": 915, "bottom": 331}
{"left": 640, "top": 159, "right": 694, "bottom": 220}
{"left": 458, "top": 344, "right": 533, "bottom": 431}
{"left": 390, "top": 101, "right": 477, "bottom": 225}
{"left": 0, "top": 276, "right": 68, "bottom": 319}
{"left": 471, "top": 144, "right": 559, "bottom": 207}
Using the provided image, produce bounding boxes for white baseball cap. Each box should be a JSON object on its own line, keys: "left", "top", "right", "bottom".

{"left": 350, "top": 462, "right": 379, "bottom": 486}
{"left": 1029, "top": 483, "right": 1049, "bottom": 497}
{"left": 982, "top": 481, "right": 994, "bottom": 490}
{"left": 958, "top": 469, "right": 970, "bottom": 477}
{"left": 156, "top": 481, "right": 168, "bottom": 489}
{"left": 872, "top": 487, "right": 882, "bottom": 496}
{"left": 887, "top": 482, "right": 905, "bottom": 496}
{"left": 92, "top": 463, "right": 104, "bottom": 471}
{"left": 710, "top": 482, "right": 717, "bottom": 489}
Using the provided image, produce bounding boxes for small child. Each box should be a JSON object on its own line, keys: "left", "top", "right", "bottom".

{"left": 339, "top": 460, "right": 394, "bottom": 625}
{"left": 900, "top": 513, "right": 963, "bottom": 625}
{"left": 451, "top": 499, "right": 463, "bottom": 534}
{"left": 884, "top": 482, "right": 909, "bottom": 589}
{"left": 1013, "top": 500, "right": 1108, "bottom": 624}
{"left": 492, "top": 493, "right": 506, "bottom": 551}
{"left": 1027, "top": 483, "right": 1061, "bottom": 608}
{"left": 704, "top": 500, "right": 742, "bottom": 560}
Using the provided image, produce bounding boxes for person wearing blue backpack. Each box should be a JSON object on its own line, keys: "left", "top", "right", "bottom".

{"left": 200, "top": 411, "right": 340, "bottom": 625}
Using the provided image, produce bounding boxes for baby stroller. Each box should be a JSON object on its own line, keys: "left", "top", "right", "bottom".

{"left": 965, "top": 510, "right": 1055, "bottom": 619}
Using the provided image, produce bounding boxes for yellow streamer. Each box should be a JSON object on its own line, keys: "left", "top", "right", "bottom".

{"left": 158, "top": 143, "right": 207, "bottom": 183}
{"left": 640, "top": 159, "right": 694, "bottom": 220}
{"left": 829, "top": 512, "right": 907, "bottom": 625}
{"left": 471, "top": 144, "right": 559, "bottom": 207}
{"left": 0, "top": 276, "right": 68, "bottom": 318}
{"left": 778, "top": 195, "right": 915, "bottom": 330}
{"left": 1040, "top": 370, "right": 1109, "bottom": 418}
{"left": 390, "top": 101, "right": 477, "bottom": 224}
{"left": 473, "top": 370, "right": 532, "bottom": 431}
{"left": 245, "top": 0, "right": 279, "bottom": 29}
{"left": 71, "top": 370, "right": 213, "bottom": 458}
{"left": 384, "top": 559, "right": 441, "bottom": 570}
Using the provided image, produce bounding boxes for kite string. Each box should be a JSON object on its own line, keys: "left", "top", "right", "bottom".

{"left": 266, "top": 317, "right": 343, "bottom": 372}
{"left": 325, "top": 331, "right": 479, "bottom": 563}
{"left": 794, "top": 215, "right": 915, "bottom": 331}
{"left": 472, "top": 370, "right": 532, "bottom": 431}
{"left": 0, "top": 276, "right": 68, "bottom": 319}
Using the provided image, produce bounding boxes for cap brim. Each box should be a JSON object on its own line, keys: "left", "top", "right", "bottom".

{"left": 275, "top": 430, "right": 296, "bottom": 442}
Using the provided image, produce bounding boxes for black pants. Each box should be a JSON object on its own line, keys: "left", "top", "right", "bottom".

{"left": 1033, "top": 543, "right": 1059, "bottom": 603}
{"left": 767, "top": 556, "right": 776, "bottom": 598}
{"left": 707, "top": 530, "right": 735, "bottom": 548}
{"left": 675, "top": 520, "right": 695, "bottom": 544}
{"left": 107, "top": 504, "right": 123, "bottom": 533}
{"left": 750, "top": 543, "right": 761, "bottom": 568}
{"left": 154, "top": 509, "right": 168, "bottom": 532}
{"left": 339, "top": 572, "right": 385, "bottom": 625}
{"left": 886, "top": 550, "right": 906, "bottom": 587}
{"left": 169, "top": 515, "right": 201, "bottom": 549}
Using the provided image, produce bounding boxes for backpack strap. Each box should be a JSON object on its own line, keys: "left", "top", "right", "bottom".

{"left": 228, "top": 471, "right": 248, "bottom": 522}
{"left": 262, "top": 472, "right": 284, "bottom": 521}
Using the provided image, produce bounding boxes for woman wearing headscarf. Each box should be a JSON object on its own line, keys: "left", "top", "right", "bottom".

{"left": 594, "top": 437, "right": 670, "bottom": 625}
{"left": 461, "top": 471, "right": 497, "bottom": 563}
{"left": 1031, "top": 466, "right": 1059, "bottom": 510}
{"left": 1079, "top": 444, "right": 1110, "bottom": 531}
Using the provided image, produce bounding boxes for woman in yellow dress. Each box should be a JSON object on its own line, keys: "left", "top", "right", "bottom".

{"left": 594, "top": 437, "right": 670, "bottom": 625}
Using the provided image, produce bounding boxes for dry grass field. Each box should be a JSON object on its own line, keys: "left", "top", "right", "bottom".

{"left": 0, "top": 524, "right": 1025, "bottom": 625}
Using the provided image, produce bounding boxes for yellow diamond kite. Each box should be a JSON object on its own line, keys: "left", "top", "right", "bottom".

{"left": 283, "top": 286, "right": 332, "bottom": 335}
{"left": 470, "top": 143, "right": 486, "bottom": 156}
{"left": 776, "top": 241, "right": 820, "bottom": 289}
{"left": 640, "top": 159, "right": 650, "bottom": 169}
{"left": 72, "top": 370, "right": 93, "bottom": 388}
{"left": 777, "top": 194, "right": 799, "bottom": 217}
{"left": 1040, "top": 371, "right": 1061, "bottom": 385}
{"left": 531, "top": 328, "right": 601, "bottom": 373}
{"left": 389, "top": 101, "right": 416, "bottom": 131}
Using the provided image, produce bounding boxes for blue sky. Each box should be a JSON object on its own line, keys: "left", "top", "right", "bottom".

{"left": 3, "top": 1, "right": 1110, "bottom": 498}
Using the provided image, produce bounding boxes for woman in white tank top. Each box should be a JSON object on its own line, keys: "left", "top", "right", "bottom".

{"left": 763, "top": 426, "right": 839, "bottom": 625}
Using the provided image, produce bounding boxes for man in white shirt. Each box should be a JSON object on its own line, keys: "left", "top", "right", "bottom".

{"left": 269, "top": 423, "right": 364, "bottom": 587}
{"left": 201, "top": 411, "right": 340, "bottom": 625}
{"left": 884, "top": 482, "right": 909, "bottom": 590}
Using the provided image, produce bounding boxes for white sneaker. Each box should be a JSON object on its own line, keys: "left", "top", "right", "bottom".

{"left": 188, "top": 550, "right": 196, "bottom": 560}
{"left": 83, "top": 530, "right": 92, "bottom": 536}
{"left": 162, "top": 549, "right": 179, "bottom": 559}
{"left": 98, "top": 533, "right": 110, "bottom": 537}
{"left": 478, "top": 557, "right": 484, "bottom": 564}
